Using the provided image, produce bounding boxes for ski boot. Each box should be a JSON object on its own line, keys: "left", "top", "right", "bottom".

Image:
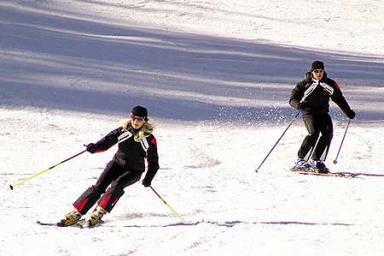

{"left": 87, "top": 206, "right": 107, "bottom": 227}
{"left": 291, "top": 158, "right": 307, "bottom": 171}
{"left": 57, "top": 209, "right": 82, "bottom": 227}
{"left": 307, "top": 159, "right": 329, "bottom": 173}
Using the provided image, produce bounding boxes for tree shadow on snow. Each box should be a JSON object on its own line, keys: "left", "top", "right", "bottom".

{"left": 1, "top": 4, "right": 384, "bottom": 122}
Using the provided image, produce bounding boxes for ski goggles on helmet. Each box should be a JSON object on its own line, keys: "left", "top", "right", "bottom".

{"left": 130, "top": 114, "right": 146, "bottom": 121}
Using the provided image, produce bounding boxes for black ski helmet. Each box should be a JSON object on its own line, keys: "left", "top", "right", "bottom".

{"left": 131, "top": 105, "right": 148, "bottom": 121}
{"left": 310, "top": 60, "right": 325, "bottom": 72}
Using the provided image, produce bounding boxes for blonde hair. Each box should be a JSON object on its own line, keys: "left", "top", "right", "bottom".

{"left": 121, "top": 119, "right": 154, "bottom": 141}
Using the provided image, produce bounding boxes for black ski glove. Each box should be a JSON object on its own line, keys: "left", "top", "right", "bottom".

{"left": 347, "top": 110, "right": 356, "bottom": 119}
{"left": 142, "top": 178, "right": 151, "bottom": 187}
{"left": 86, "top": 143, "right": 97, "bottom": 154}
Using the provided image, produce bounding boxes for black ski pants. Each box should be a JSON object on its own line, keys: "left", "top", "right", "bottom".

{"left": 73, "top": 160, "right": 142, "bottom": 214}
{"left": 298, "top": 112, "right": 333, "bottom": 161}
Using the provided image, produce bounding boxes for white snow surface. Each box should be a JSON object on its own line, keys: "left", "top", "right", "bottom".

{"left": 1, "top": 0, "right": 384, "bottom": 255}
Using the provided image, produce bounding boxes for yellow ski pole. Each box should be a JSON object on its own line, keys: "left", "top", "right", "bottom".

{"left": 149, "top": 186, "right": 183, "bottom": 221}
{"left": 9, "top": 150, "right": 87, "bottom": 190}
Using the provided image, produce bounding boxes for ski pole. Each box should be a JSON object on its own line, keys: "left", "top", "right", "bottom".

{"left": 149, "top": 186, "right": 183, "bottom": 221}
{"left": 9, "top": 150, "right": 87, "bottom": 190}
{"left": 255, "top": 112, "right": 300, "bottom": 172}
{"left": 333, "top": 119, "right": 351, "bottom": 164}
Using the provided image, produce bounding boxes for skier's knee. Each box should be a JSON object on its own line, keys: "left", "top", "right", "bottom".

{"left": 307, "top": 132, "right": 320, "bottom": 143}
{"left": 91, "top": 185, "right": 106, "bottom": 194}
{"left": 322, "top": 131, "right": 333, "bottom": 142}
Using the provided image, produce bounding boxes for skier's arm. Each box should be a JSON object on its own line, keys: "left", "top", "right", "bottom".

{"left": 87, "top": 127, "right": 122, "bottom": 153}
{"left": 289, "top": 82, "right": 305, "bottom": 110}
{"left": 142, "top": 135, "right": 159, "bottom": 187}
{"left": 330, "top": 82, "right": 355, "bottom": 119}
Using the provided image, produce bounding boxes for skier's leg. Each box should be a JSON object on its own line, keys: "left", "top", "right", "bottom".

{"left": 97, "top": 171, "right": 142, "bottom": 213}
{"left": 312, "top": 114, "right": 333, "bottom": 161}
{"left": 87, "top": 171, "right": 141, "bottom": 226}
{"left": 73, "top": 161, "right": 123, "bottom": 215}
{"left": 298, "top": 114, "right": 319, "bottom": 159}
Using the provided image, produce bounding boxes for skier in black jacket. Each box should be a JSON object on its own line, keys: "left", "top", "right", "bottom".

{"left": 58, "top": 106, "right": 159, "bottom": 226}
{"left": 289, "top": 61, "right": 355, "bottom": 172}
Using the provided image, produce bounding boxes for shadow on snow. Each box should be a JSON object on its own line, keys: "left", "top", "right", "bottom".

{"left": 1, "top": 4, "right": 384, "bottom": 122}
{"left": 112, "top": 219, "right": 353, "bottom": 228}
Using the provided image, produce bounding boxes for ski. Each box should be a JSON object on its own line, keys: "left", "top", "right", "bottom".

{"left": 36, "top": 219, "right": 86, "bottom": 228}
{"left": 290, "top": 168, "right": 358, "bottom": 178}
{"left": 36, "top": 221, "right": 59, "bottom": 226}
{"left": 36, "top": 219, "right": 105, "bottom": 228}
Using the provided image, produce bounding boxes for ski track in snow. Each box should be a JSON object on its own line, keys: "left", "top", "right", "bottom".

{"left": 1, "top": 1, "right": 384, "bottom": 256}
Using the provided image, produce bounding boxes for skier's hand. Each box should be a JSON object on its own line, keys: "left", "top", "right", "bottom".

{"left": 347, "top": 110, "right": 356, "bottom": 119}
{"left": 86, "top": 143, "right": 97, "bottom": 154}
{"left": 142, "top": 178, "right": 151, "bottom": 187}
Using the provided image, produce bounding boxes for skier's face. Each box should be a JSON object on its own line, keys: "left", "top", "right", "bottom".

{"left": 131, "top": 116, "right": 145, "bottom": 129}
{"left": 312, "top": 69, "right": 324, "bottom": 80}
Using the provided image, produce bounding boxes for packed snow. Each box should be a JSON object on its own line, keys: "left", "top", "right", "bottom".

{"left": 1, "top": 0, "right": 384, "bottom": 255}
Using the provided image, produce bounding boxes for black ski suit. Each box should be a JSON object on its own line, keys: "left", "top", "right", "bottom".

{"left": 73, "top": 124, "right": 159, "bottom": 214}
{"left": 289, "top": 72, "right": 355, "bottom": 160}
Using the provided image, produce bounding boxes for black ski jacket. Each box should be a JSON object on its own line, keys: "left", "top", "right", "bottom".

{"left": 93, "top": 126, "right": 159, "bottom": 183}
{"left": 289, "top": 72, "right": 353, "bottom": 116}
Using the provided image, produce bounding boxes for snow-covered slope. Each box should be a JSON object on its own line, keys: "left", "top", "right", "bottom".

{"left": 1, "top": 1, "right": 384, "bottom": 256}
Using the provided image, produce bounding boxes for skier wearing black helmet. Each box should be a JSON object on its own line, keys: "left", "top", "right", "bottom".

{"left": 289, "top": 61, "right": 355, "bottom": 173}
{"left": 58, "top": 105, "right": 159, "bottom": 227}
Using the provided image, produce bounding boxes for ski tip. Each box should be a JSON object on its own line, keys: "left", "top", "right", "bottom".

{"left": 36, "top": 220, "right": 59, "bottom": 226}
{"left": 9, "top": 185, "right": 14, "bottom": 190}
